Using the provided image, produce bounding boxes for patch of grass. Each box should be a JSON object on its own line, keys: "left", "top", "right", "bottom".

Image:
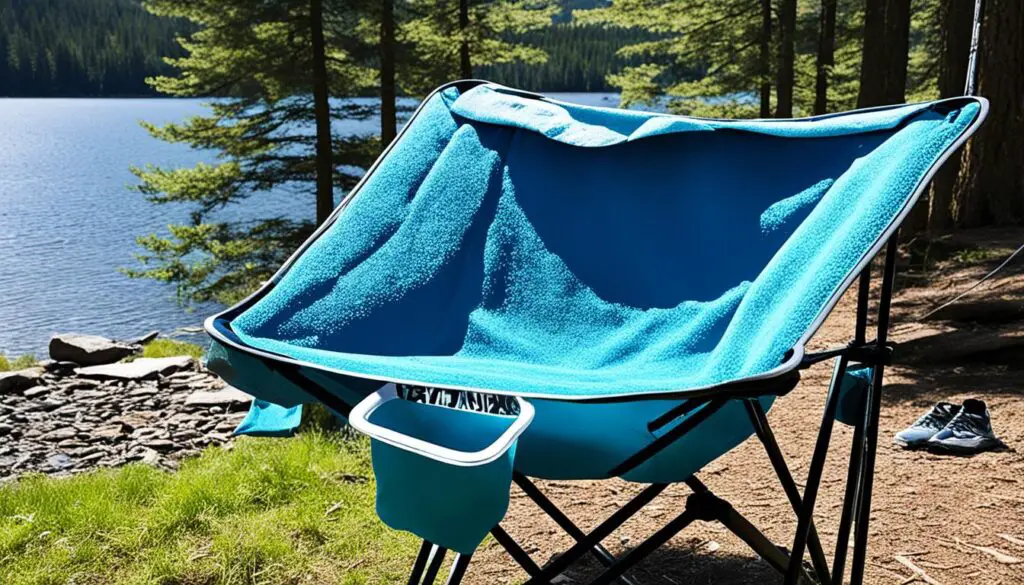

{"left": 0, "top": 434, "right": 419, "bottom": 585}
{"left": 0, "top": 355, "right": 38, "bottom": 372}
{"left": 140, "top": 338, "right": 206, "bottom": 360}
{"left": 951, "top": 246, "right": 1014, "bottom": 265}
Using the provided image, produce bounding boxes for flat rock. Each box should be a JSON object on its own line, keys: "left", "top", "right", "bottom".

{"left": 49, "top": 334, "right": 137, "bottom": 366}
{"left": 76, "top": 356, "right": 194, "bottom": 381}
{"left": 0, "top": 368, "right": 44, "bottom": 394}
{"left": 124, "top": 330, "right": 160, "bottom": 346}
{"left": 184, "top": 386, "right": 252, "bottom": 407}
{"left": 22, "top": 386, "right": 49, "bottom": 399}
{"left": 40, "top": 427, "right": 77, "bottom": 442}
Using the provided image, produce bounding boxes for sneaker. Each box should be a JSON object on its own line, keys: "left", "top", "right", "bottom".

{"left": 893, "top": 402, "right": 960, "bottom": 448}
{"left": 927, "top": 399, "right": 1006, "bottom": 455}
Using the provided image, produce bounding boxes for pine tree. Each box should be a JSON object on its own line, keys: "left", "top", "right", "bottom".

{"left": 926, "top": 0, "right": 972, "bottom": 234}
{"left": 775, "top": 0, "right": 797, "bottom": 117}
{"left": 576, "top": 0, "right": 771, "bottom": 118}
{"left": 400, "top": 0, "right": 557, "bottom": 95}
{"left": 813, "top": 0, "right": 837, "bottom": 114}
{"left": 955, "top": 0, "right": 1024, "bottom": 226}
{"left": 126, "top": 0, "right": 380, "bottom": 304}
{"left": 857, "top": 0, "right": 910, "bottom": 108}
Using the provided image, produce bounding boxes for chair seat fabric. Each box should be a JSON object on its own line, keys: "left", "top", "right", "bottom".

{"left": 225, "top": 84, "right": 982, "bottom": 401}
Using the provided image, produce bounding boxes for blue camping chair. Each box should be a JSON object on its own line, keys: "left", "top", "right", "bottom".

{"left": 205, "top": 81, "right": 987, "bottom": 585}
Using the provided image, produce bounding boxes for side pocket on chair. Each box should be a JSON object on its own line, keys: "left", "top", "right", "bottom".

{"left": 350, "top": 384, "right": 534, "bottom": 554}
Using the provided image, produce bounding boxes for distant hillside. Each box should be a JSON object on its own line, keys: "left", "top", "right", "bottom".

{"left": 0, "top": 0, "right": 638, "bottom": 97}
{"left": 0, "top": 0, "right": 187, "bottom": 97}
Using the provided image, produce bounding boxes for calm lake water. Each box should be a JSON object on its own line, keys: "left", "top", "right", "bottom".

{"left": 0, "top": 92, "right": 620, "bottom": 357}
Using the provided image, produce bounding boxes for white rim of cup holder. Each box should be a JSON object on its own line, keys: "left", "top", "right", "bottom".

{"left": 349, "top": 383, "right": 535, "bottom": 467}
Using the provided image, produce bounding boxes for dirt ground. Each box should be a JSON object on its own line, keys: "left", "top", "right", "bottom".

{"left": 465, "top": 228, "right": 1024, "bottom": 585}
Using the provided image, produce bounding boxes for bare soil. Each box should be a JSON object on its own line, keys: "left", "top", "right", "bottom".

{"left": 466, "top": 227, "right": 1024, "bottom": 585}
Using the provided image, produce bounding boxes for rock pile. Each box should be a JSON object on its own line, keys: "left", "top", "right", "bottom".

{"left": 0, "top": 334, "right": 252, "bottom": 480}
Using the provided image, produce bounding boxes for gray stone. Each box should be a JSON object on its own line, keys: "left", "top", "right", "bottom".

{"left": 124, "top": 330, "right": 160, "bottom": 346}
{"left": 0, "top": 368, "right": 44, "bottom": 394}
{"left": 46, "top": 361, "right": 80, "bottom": 375}
{"left": 49, "top": 334, "right": 137, "bottom": 366}
{"left": 22, "top": 386, "right": 49, "bottom": 399}
{"left": 142, "top": 439, "right": 176, "bottom": 451}
{"left": 40, "top": 427, "right": 77, "bottom": 441}
{"left": 184, "top": 386, "right": 252, "bottom": 407}
{"left": 75, "top": 356, "right": 194, "bottom": 381}
{"left": 44, "top": 453, "right": 73, "bottom": 471}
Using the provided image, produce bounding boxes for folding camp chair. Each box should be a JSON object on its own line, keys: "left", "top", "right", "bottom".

{"left": 204, "top": 80, "right": 986, "bottom": 585}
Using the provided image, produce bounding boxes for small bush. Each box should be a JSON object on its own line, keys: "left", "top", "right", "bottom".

{"left": 0, "top": 355, "right": 38, "bottom": 372}
{"left": 140, "top": 339, "right": 206, "bottom": 360}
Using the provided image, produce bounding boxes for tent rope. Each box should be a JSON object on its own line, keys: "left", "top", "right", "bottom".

{"left": 907, "top": 0, "right": 1023, "bottom": 324}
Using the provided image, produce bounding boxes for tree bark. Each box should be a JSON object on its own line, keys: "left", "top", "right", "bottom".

{"left": 857, "top": 0, "right": 911, "bottom": 108}
{"left": 926, "top": 0, "right": 974, "bottom": 235}
{"left": 759, "top": 0, "right": 772, "bottom": 118}
{"left": 814, "top": 0, "right": 837, "bottom": 115}
{"left": 775, "top": 0, "right": 797, "bottom": 117}
{"left": 956, "top": 0, "right": 1024, "bottom": 227}
{"left": 459, "top": 0, "right": 472, "bottom": 78}
{"left": 380, "top": 0, "right": 397, "bottom": 148}
{"left": 310, "top": 0, "right": 334, "bottom": 225}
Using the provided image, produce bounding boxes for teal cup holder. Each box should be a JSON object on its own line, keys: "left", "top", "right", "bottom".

{"left": 836, "top": 365, "right": 873, "bottom": 427}
{"left": 349, "top": 384, "right": 534, "bottom": 554}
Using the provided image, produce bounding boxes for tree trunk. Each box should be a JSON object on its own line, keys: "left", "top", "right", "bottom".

{"left": 814, "top": 0, "right": 837, "bottom": 115}
{"left": 310, "top": 0, "right": 334, "bottom": 225}
{"left": 857, "top": 0, "right": 911, "bottom": 108}
{"left": 459, "top": 0, "right": 472, "bottom": 78}
{"left": 776, "top": 0, "right": 796, "bottom": 117}
{"left": 956, "top": 0, "right": 1024, "bottom": 227}
{"left": 926, "top": 0, "right": 974, "bottom": 235}
{"left": 380, "top": 0, "right": 397, "bottom": 148}
{"left": 759, "top": 0, "right": 772, "bottom": 118}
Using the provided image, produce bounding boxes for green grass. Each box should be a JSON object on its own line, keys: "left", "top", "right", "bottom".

{"left": 0, "top": 355, "right": 38, "bottom": 372}
{"left": 951, "top": 246, "right": 1015, "bottom": 265}
{"left": 139, "top": 339, "right": 207, "bottom": 360}
{"left": 0, "top": 434, "right": 419, "bottom": 585}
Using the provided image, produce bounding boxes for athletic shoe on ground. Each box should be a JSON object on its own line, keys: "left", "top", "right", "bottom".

{"left": 893, "top": 402, "right": 960, "bottom": 449}
{"left": 927, "top": 399, "right": 1006, "bottom": 455}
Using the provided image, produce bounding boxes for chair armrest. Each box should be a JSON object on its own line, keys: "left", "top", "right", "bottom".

{"left": 350, "top": 384, "right": 534, "bottom": 467}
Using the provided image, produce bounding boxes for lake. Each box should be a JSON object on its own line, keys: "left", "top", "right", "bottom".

{"left": 0, "top": 92, "right": 621, "bottom": 357}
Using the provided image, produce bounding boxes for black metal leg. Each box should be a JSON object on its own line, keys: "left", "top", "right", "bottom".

{"left": 522, "top": 483, "right": 668, "bottom": 585}
{"left": 444, "top": 554, "right": 472, "bottom": 585}
{"left": 744, "top": 400, "right": 832, "bottom": 585}
{"left": 783, "top": 357, "right": 848, "bottom": 585}
{"left": 715, "top": 498, "right": 797, "bottom": 576}
{"left": 420, "top": 545, "right": 448, "bottom": 585}
{"left": 848, "top": 366, "right": 884, "bottom": 585}
{"left": 849, "top": 235, "right": 898, "bottom": 585}
{"left": 513, "top": 474, "right": 638, "bottom": 585}
{"left": 491, "top": 525, "right": 542, "bottom": 576}
{"left": 407, "top": 541, "right": 434, "bottom": 585}
{"left": 587, "top": 509, "right": 698, "bottom": 585}
{"left": 830, "top": 411, "right": 867, "bottom": 584}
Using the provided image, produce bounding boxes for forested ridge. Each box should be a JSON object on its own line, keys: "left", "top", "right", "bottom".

{"left": 0, "top": 0, "right": 642, "bottom": 96}
{"left": 0, "top": 0, "right": 188, "bottom": 96}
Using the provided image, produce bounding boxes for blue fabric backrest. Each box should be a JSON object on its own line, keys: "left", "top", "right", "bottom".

{"left": 226, "top": 84, "right": 982, "bottom": 399}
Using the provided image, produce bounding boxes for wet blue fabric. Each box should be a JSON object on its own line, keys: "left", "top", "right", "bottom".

{"left": 227, "top": 84, "right": 982, "bottom": 400}
{"left": 233, "top": 399, "right": 303, "bottom": 437}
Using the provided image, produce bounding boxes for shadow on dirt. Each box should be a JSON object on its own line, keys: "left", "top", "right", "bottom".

{"left": 552, "top": 540, "right": 783, "bottom": 585}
